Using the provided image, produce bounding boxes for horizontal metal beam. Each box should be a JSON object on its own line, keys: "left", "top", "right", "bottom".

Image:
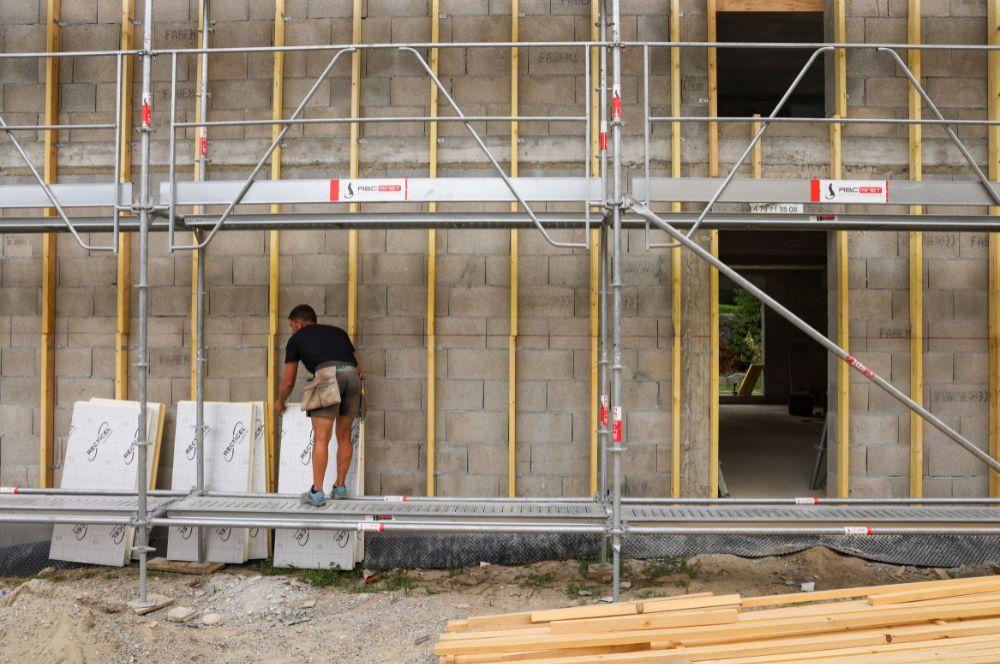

{"left": 162, "top": 178, "right": 603, "bottom": 206}
{"left": 637, "top": 177, "right": 1000, "bottom": 206}
{"left": 0, "top": 183, "right": 131, "bottom": 208}
{"left": 5, "top": 212, "right": 1000, "bottom": 233}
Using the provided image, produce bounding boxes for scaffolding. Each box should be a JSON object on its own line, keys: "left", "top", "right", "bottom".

{"left": 2, "top": 0, "right": 1000, "bottom": 607}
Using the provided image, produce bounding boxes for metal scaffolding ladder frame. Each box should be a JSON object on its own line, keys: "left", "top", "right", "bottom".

{"left": 0, "top": 0, "right": 999, "bottom": 606}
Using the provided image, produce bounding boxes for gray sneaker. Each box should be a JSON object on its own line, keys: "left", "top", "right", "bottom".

{"left": 329, "top": 485, "right": 348, "bottom": 500}
{"left": 299, "top": 487, "right": 326, "bottom": 507}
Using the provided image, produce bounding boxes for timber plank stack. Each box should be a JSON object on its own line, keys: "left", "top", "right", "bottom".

{"left": 434, "top": 575, "right": 1000, "bottom": 663}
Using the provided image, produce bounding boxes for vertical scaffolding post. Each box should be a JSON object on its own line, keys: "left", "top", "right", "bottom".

{"left": 192, "top": 0, "right": 211, "bottom": 566}
{"left": 609, "top": 0, "right": 625, "bottom": 602}
{"left": 266, "top": 0, "right": 286, "bottom": 494}
{"left": 908, "top": 0, "right": 924, "bottom": 498}
{"left": 115, "top": 0, "right": 136, "bottom": 401}
{"left": 428, "top": 0, "right": 440, "bottom": 498}
{"left": 508, "top": 2, "right": 520, "bottom": 498}
{"left": 39, "top": 0, "right": 61, "bottom": 489}
{"left": 597, "top": 0, "right": 610, "bottom": 566}
{"left": 989, "top": 0, "right": 1000, "bottom": 497}
{"left": 133, "top": 0, "right": 155, "bottom": 608}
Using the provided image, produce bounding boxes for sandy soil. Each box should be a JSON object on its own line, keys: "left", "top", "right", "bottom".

{"left": 0, "top": 547, "right": 993, "bottom": 664}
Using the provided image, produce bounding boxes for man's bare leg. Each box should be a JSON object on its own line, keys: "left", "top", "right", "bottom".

{"left": 334, "top": 416, "right": 355, "bottom": 488}
{"left": 310, "top": 415, "right": 334, "bottom": 492}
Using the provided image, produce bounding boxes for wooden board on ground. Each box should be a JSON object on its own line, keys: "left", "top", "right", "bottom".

{"left": 147, "top": 557, "right": 225, "bottom": 575}
{"left": 434, "top": 576, "right": 1000, "bottom": 663}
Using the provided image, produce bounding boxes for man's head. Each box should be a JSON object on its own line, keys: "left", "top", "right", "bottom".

{"left": 288, "top": 304, "right": 317, "bottom": 333}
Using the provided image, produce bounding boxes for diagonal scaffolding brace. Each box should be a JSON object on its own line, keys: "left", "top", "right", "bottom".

{"left": 629, "top": 198, "right": 1000, "bottom": 476}
{"left": 0, "top": 53, "right": 125, "bottom": 253}
{"left": 166, "top": 47, "right": 356, "bottom": 252}
{"left": 398, "top": 46, "right": 591, "bottom": 250}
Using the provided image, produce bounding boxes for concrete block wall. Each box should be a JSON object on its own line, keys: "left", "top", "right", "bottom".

{"left": 0, "top": 1, "right": 995, "bottom": 498}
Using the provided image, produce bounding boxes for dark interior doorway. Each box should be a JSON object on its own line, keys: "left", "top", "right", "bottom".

{"left": 718, "top": 231, "right": 828, "bottom": 497}
{"left": 717, "top": 11, "right": 826, "bottom": 118}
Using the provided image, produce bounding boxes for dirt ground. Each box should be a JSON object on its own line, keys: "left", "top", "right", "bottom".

{"left": 0, "top": 547, "right": 994, "bottom": 664}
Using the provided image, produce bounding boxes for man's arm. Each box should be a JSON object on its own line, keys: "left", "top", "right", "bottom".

{"left": 274, "top": 361, "right": 297, "bottom": 416}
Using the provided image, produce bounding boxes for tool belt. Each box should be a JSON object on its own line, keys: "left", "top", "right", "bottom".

{"left": 301, "top": 364, "right": 344, "bottom": 411}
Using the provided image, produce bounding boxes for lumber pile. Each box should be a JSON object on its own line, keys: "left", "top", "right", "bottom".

{"left": 435, "top": 575, "right": 1000, "bottom": 663}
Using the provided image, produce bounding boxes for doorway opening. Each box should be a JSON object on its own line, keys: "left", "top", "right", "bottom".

{"left": 718, "top": 231, "right": 828, "bottom": 497}
{"left": 717, "top": 10, "right": 826, "bottom": 118}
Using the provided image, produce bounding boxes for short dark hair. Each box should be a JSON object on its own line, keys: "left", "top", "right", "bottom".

{"left": 288, "top": 304, "right": 317, "bottom": 323}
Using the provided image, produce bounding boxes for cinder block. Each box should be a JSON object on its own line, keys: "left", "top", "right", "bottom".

{"left": 438, "top": 379, "right": 485, "bottom": 411}
{"left": 385, "top": 410, "right": 425, "bottom": 441}
{"left": 518, "top": 349, "right": 573, "bottom": 381}
{"left": 866, "top": 444, "right": 909, "bottom": 477}
{"left": 517, "top": 412, "right": 572, "bottom": 444}
{"left": 520, "top": 287, "right": 575, "bottom": 318}
{"left": 545, "top": 380, "right": 587, "bottom": 411}
{"left": 207, "top": 347, "right": 266, "bottom": 378}
{"left": 447, "top": 348, "right": 506, "bottom": 380}
{"left": 952, "top": 475, "right": 988, "bottom": 497}
{"left": 0, "top": 288, "right": 37, "bottom": 316}
{"left": 363, "top": 377, "right": 423, "bottom": 410}
{"left": 928, "top": 259, "right": 986, "bottom": 290}
{"left": 446, "top": 409, "right": 506, "bottom": 444}
{"left": 449, "top": 286, "right": 509, "bottom": 317}
{"left": 436, "top": 473, "right": 502, "bottom": 497}
{"left": 953, "top": 290, "right": 987, "bottom": 321}
{"left": 0, "top": 3, "right": 39, "bottom": 23}
{"left": 435, "top": 317, "right": 487, "bottom": 349}
{"left": 209, "top": 287, "right": 269, "bottom": 316}
{"left": 385, "top": 347, "right": 430, "bottom": 379}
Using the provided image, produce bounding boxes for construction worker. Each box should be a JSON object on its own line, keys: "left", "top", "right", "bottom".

{"left": 275, "top": 304, "right": 363, "bottom": 506}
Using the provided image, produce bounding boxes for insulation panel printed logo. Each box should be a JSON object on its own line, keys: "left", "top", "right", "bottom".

{"left": 810, "top": 179, "right": 888, "bottom": 204}
{"left": 330, "top": 178, "right": 408, "bottom": 202}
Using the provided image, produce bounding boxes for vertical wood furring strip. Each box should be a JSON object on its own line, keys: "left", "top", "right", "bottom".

{"left": 39, "top": 0, "right": 62, "bottom": 488}
{"left": 671, "top": 0, "right": 682, "bottom": 497}
{"left": 427, "top": 0, "right": 440, "bottom": 497}
{"left": 114, "top": 0, "right": 135, "bottom": 401}
{"left": 908, "top": 0, "right": 924, "bottom": 498}
{"left": 588, "top": 0, "right": 601, "bottom": 497}
{"left": 508, "top": 0, "right": 520, "bottom": 498}
{"left": 833, "top": 0, "right": 850, "bottom": 498}
{"left": 266, "top": 0, "right": 286, "bottom": 494}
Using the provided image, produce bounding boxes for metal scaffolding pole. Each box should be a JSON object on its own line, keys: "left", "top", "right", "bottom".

{"left": 609, "top": 0, "right": 625, "bottom": 602}
{"left": 131, "top": 0, "right": 155, "bottom": 610}
{"left": 597, "top": 0, "right": 610, "bottom": 569}
{"left": 194, "top": 0, "right": 211, "bottom": 567}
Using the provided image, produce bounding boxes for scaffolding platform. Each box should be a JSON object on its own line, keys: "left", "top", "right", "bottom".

{"left": 0, "top": 494, "right": 176, "bottom": 525}
{"left": 623, "top": 504, "right": 1000, "bottom": 528}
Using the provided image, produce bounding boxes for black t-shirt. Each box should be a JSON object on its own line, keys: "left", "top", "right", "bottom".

{"left": 284, "top": 324, "right": 357, "bottom": 374}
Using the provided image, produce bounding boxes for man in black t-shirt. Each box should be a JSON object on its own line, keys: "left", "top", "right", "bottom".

{"left": 275, "top": 304, "right": 364, "bottom": 506}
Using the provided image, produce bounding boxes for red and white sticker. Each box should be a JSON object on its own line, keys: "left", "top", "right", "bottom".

{"left": 0, "top": 487, "right": 19, "bottom": 494}
{"left": 141, "top": 92, "right": 152, "bottom": 129}
{"left": 845, "top": 355, "right": 876, "bottom": 380}
{"left": 611, "top": 85, "right": 623, "bottom": 121}
{"left": 383, "top": 495, "right": 408, "bottom": 502}
{"left": 330, "top": 178, "right": 408, "bottom": 202}
{"left": 199, "top": 127, "right": 208, "bottom": 157}
{"left": 612, "top": 407, "right": 622, "bottom": 443}
{"left": 599, "top": 121, "right": 608, "bottom": 152}
{"left": 600, "top": 395, "right": 609, "bottom": 427}
{"left": 844, "top": 526, "right": 874, "bottom": 536}
{"left": 794, "top": 497, "right": 819, "bottom": 505}
{"left": 358, "top": 522, "right": 385, "bottom": 533}
{"left": 810, "top": 179, "right": 888, "bottom": 204}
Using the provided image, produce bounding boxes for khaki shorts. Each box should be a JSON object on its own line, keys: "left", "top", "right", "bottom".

{"left": 307, "top": 363, "right": 362, "bottom": 420}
